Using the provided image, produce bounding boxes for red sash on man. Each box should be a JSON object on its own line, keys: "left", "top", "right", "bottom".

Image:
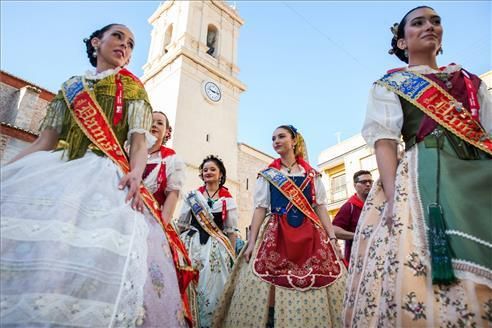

{"left": 61, "top": 70, "right": 197, "bottom": 327}
{"left": 253, "top": 159, "right": 342, "bottom": 291}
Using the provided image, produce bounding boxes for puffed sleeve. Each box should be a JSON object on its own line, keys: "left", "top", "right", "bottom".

{"left": 38, "top": 91, "right": 67, "bottom": 133}
{"left": 253, "top": 176, "right": 270, "bottom": 209}
{"left": 165, "top": 154, "right": 186, "bottom": 193}
{"left": 177, "top": 195, "right": 192, "bottom": 231}
{"left": 478, "top": 81, "right": 492, "bottom": 134}
{"left": 314, "top": 176, "right": 329, "bottom": 207}
{"left": 127, "top": 100, "right": 156, "bottom": 148}
{"left": 223, "top": 198, "right": 238, "bottom": 234}
{"left": 361, "top": 84, "right": 404, "bottom": 148}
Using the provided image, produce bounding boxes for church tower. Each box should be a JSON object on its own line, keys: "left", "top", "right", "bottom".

{"left": 142, "top": 0, "right": 246, "bottom": 199}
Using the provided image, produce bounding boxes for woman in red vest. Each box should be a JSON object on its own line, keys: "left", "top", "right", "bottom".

{"left": 140, "top": 110, "right": 190, "bottom": 327}
{"left": 214, "top": 125, "right": 346, "bottom": 328}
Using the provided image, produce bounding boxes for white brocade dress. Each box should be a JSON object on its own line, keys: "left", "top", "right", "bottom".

{"left": 178, "top": 191, "right": 238, "bottom": 328}
{"left": 0, "top": 69, "right": 178, "bottom": 327}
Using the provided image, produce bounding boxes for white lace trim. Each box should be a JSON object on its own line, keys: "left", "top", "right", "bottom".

{"left": 454, "top": 268, "right": 492, "bottom": 289}
{"left": 446, "top": 230, "right": 492, "bottom": 249}
{"left": 110, "top": 214, "right": 149, "bottom": 328}
{"left": 1, "top": 217, "right": 131, "bottom": 257}
{"left": 406, "top": 63, "right": 462, "bottom": 74}
{"left": 85, "top": 67, "right": 123, "bottom": 80}
{"left": 2, "top": 193, "right": 120, "bottom": 219}
{"left": 127, "top": 129, "right": 156, "bottom": 150}
{"left": 0, "top": 292, "right": 116, "bottom": 327}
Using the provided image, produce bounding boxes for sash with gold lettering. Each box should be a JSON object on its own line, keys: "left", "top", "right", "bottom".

{"left": 259, "top": 167, "right": 322, "bottom": 228}
{"left": 185, "top": 191, "right": 236, "bottom": 260}
{"left": 60, "top": 73, "right": 197, "bottom": 327}
{"left": 253, "top": 167, "right": 342, "bottom": 291}
{"left": 377, "top": 70, "right": 492, "bottom": 155}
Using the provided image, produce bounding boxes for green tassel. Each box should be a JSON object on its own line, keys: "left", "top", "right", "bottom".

{"left": 427, "top": 203, "right": 457, "bottom": 285}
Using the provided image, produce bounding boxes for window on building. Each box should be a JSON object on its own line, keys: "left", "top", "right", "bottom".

{"left": 246, "top": 178, "right": 249, "bottom": 190}
{"left": 330, "top": 173, "right": 347, "bottom": 203}
{"left": 206, "top": 24, "right": 218, "bottom": 57}
{"left": 163, "top": 24, "right": 173, "bottom": 54}
{"left": 360, "top": 155, "right": 377, "bottom": 172}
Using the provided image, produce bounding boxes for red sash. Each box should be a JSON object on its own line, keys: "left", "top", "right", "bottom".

{"left": 377, "top": 69, "right": 492, "bottom": 155}
{"left": 61, "top": 72, "right": 197, "bottom": 326}
{"left": 253, "top": 166, "right": 342, "bottom": 290}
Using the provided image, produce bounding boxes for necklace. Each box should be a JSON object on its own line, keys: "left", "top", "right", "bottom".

{"left": 280, "top": 160, "right": 296, "bottom": 174}
{"left": 205, "top": 187, "right": 220, "bottom": 208}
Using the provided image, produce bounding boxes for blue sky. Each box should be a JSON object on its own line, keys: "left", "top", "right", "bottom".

{"left": 1, "top": 1, "right": 491, "bottom": 163}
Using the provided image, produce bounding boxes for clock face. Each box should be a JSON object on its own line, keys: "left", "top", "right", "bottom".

{"left": 204, "top": 81, "right": 221, "bottom": 102}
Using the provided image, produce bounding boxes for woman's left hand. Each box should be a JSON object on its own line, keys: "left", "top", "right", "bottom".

{"left": 331, "top": 239, "right": 343, "bottom": 260}
{"left": 119, "top": 170, "right": 145, "bottom": 213}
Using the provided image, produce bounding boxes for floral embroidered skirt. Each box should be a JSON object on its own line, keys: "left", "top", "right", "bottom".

{"left": 0, "top": 151, "right": 185, "bottom": 327}
{"left": 181, "top": 228, "right": 233, "bottom": 328}
{"left": 212, "top": 217, "right": 346, "bottom": 328}
{"left": 343, "top": 144, "right": 492, "bottom": 327}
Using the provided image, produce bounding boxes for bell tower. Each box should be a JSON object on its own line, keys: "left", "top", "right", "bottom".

{"left": 142, "top": 0, "right": 246, "bottom": 198}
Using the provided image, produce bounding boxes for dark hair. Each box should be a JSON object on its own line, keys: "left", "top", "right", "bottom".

{"left": 83, "top": 23, "right": 123, "bottom": 67}
{"left": 389, "top": 6, "right": 435, "bottom": 63}
{"left": 276, "top": 125, "right": 298, "bottom": 139}
{"left": 199, "top": 155, "right": 227, "bottom": 187}
{"left": 353, "top": 170, "right": 372, "bottom": 183}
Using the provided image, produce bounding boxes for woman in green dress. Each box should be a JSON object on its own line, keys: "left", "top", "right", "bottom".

{"left": 343, "top": 6, "right": 492, "bottom": 327}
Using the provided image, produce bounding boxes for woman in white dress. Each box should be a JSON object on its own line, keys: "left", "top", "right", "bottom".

{"left": 0, "top": 24, "right": 185, "bottom": 327}
{"left": 178, "top": 155, "right": 237, "bottom": 328}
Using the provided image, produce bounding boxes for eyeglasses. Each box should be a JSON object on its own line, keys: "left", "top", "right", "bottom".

{"left": 356, "top": 179, "right": 373, "bottom": 185}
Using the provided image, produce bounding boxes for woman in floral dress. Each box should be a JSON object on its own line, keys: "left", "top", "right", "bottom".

{"left": 343, "top": 6, "right": 492, "bottom": 327}
{"left": 178, "top": 155, "right": 237, "bottom": 328}
{"left": 213, "top": 125, "right": 346, "bottom": 328}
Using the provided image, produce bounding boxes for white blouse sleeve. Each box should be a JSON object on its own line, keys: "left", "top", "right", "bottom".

{"left": 478, "top": 81, "right": 492, "bottom": 134}
{"left": 177, "top": 196, "right": 192, "bottom": 231}
{"left": 314, "top": 176, "right": 329, "bottom": 207}
{"left": 165, "top": 154, "right": 186, "bottom": 193}
{"left": 253, "top": 176, "right": 270, "bottom": 209}
{"left": 127, "top": 100, "right": 156, "bottom": 149}
{"left": 223, "top": 198, "right": 239, "bottom": 234}
{"left": 362, "top": 84, "right": 404, "bottom": 148}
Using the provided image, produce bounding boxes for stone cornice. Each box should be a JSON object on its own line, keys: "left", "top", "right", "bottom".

{"left": 142, "top": 47, "right": 246, "bottom": 92}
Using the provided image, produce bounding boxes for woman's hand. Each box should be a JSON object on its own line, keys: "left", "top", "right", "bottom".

{"left": 119, "top": 170, "right": 144, "bottom": 212}
{"left": 384, "top": 198, "right": 396, "bottom": 233}
{"left": 243, "top": 243, "right": 255, "bottom": 263}
{"left": 330, "top": 239, "right": 343, "bottom": 260}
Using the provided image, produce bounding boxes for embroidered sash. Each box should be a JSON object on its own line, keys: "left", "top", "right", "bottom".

{"left": 376, "top": 70, "right": 492, "bottom": 155}
{"left": 60, "top": 73, "right": 197, "bottom": 327}
{"left": 259, "top": 167, "right": 323, "bottom": 229}
{"left": 185, "top": 191, "right": 236, "bottom": 260}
